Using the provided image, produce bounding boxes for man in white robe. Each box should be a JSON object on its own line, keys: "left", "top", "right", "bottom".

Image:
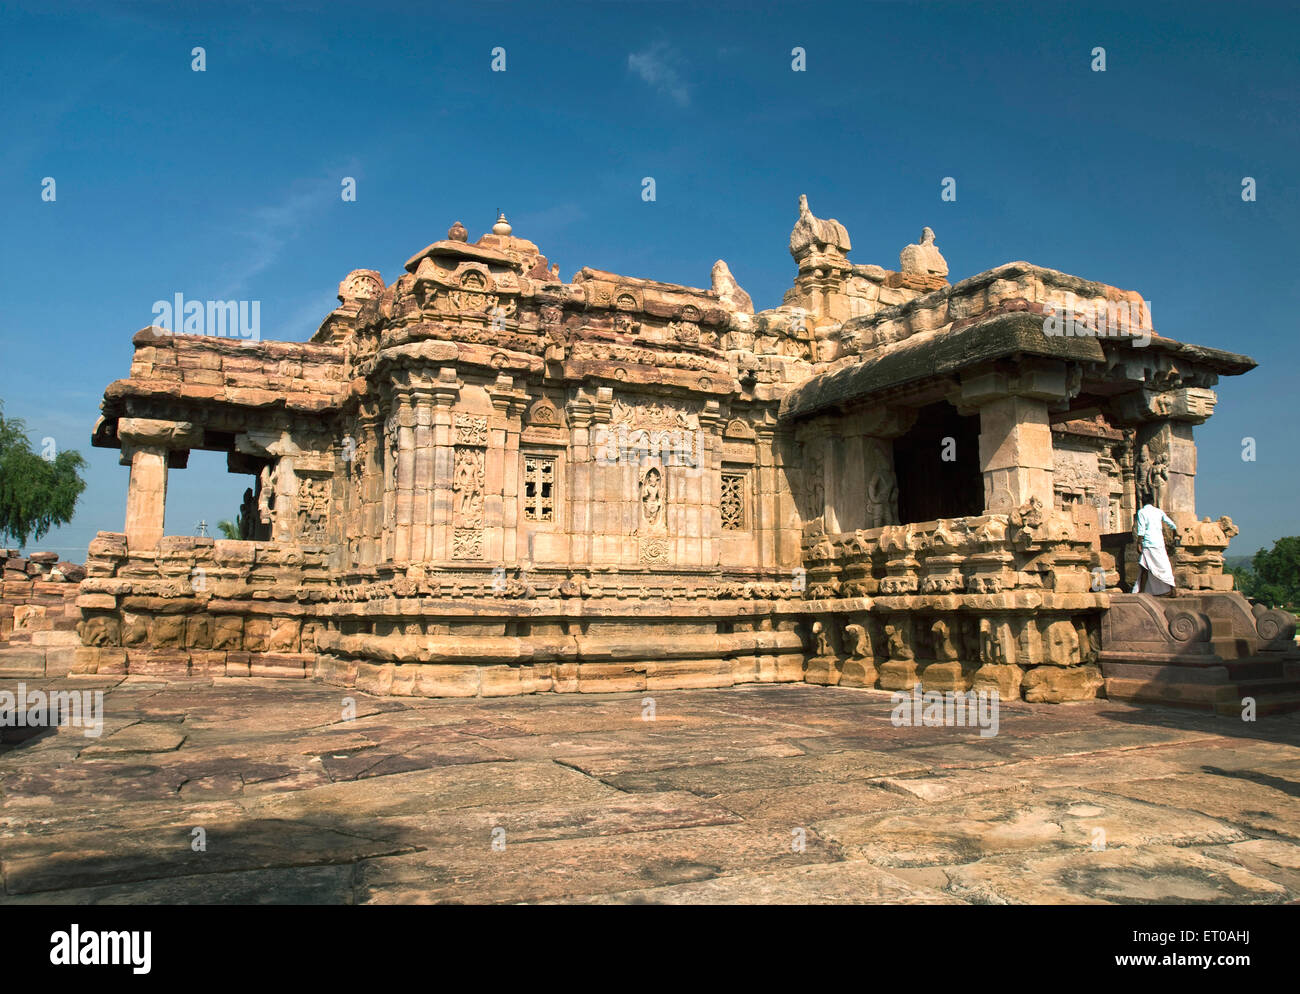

{"left": 1132, "top": 499, "right": 1178, "bottom": 595}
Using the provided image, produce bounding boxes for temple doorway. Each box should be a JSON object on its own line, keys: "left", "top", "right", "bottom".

{"left": 893, "top": 402, "right": 983, "bottom": 523}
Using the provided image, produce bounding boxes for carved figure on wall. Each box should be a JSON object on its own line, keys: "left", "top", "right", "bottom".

{"left": 641, "top": 466, "right": 664, "bottom": 526}
{"left": 811, "top": 620, "right": 835, "bottom": 658}
{"left": 885, "top": 620, "right": 914, "bottom": 661}
{"left": 298, "top": 477, "right": 330, "bottom": 543}
{"left": 258, "top": 463, "right": 277, "bottom": 527}
{"left": 844, "top": 622, "right": 873, "bottom": 660}
{"left": 931, "top": 618, "right": 961, "bottom": 662}
{"left": 1138, "top": 443, "right": 1170, "bottom": 507}
{"left": 453, "top": 449, "right": 486, "bottom": 527}
{"left": 866, "top": 463, "right": 899, "bottom": 529}
{"left": 803, "top": 445, "right": 825, "bottom": 519}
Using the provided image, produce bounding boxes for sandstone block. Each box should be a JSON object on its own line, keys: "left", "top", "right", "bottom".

{"left": 76, "top": 594, "right": 117, "bottom": 611}
{"left": 971, "top": 663, "right": 1023, "bottom": 700}
{"left": 550, "top": 663, "right": 579, "bottom": 693}
{"left": 266, "top": 617, "right": 301, "bottom": 652}
{"left": 250, "top": 653, "right": 312, "bottom": 679}
{"left": 186, "top": 613, "right": 213, "bottom": 649}
{"left": 576, "top": 663, "right": 646, "bottom": 694}
{"left": 877, "top": 659, "right": 922, "bottom": 691}
{"left": 0, "top": 648, "right": 45, "bottom": 677}
{"left": 355, "top": 662, "right": 395, "bottom": 696}
{"left": 189, "top": 650, "right": 227, "bottom": 676}
{"left": 243, "top": 617, "right": 272, "bottom": 652}
{"left": 1022, "top": 663, "right": 1103, "bottom": 703}
{"left": 414, "top": 664, "right": 481, "bottom": 697}
{"left": 78, "top": 616, "right": 121, "bottom": 647}
{"left": 839, "top": 659, "right": 879, "bottom": 688}
{"left": 921, "top": 661, "right": 972, "bottom": 692}
{"left": 127, "top": 649, "right": 190, "bottom": 677}
{"left": 212, "top": 616, "right": 244, "bottom": 650}
{"left": 41, "top": 647, "right": 76, "bottom": 676}
{"left": 150, "top": 614, "right": 187, "bottom": 647}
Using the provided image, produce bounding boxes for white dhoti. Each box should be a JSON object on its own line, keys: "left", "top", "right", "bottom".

{"left": 1133, "top": 542, "right": 1175, "bottom": 595}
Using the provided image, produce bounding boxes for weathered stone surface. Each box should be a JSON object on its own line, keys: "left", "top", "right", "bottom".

{"left": 1, "top": 680, "right": 1297, "bottom": 904}
{"left": 1022, "top": 664, "right": 1103, "bottom": 702}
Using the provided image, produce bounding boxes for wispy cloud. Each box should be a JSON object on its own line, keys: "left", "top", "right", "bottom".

{"left": 628, "top": 43, "right": 690, "bottom": 107}
{"left": 217, "top": 168, "right": 356, "bottom": 297}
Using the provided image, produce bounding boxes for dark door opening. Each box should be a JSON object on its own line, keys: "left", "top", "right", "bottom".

{"left": 892, "top": 402, "right": 983, "bottom": 523}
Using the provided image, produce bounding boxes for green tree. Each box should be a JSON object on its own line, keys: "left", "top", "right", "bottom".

{"left": 1240, "top": 536, "right": 1300, "bottom": 610}
{"left": 0, "top": 401, "right": 88, "bottom": 547}
{"left": 216, "top": 519, "right": 239, "bottom": 540}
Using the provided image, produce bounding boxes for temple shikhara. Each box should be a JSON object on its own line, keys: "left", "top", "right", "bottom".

{"left": 55, "top": 198, "right": 1298, "bottom": 711}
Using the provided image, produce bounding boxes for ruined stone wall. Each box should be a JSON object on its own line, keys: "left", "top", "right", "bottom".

{"left": 72, "top": 533, "right": 329, "bottom": 679}
{"left": 0, "top": 550, "right": 84, "bottom": 677}
{"left": 121, "top": 329, "right": 345, "bottom": 412}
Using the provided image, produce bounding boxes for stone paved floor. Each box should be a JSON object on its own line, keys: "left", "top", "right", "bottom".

{"left": 1, "top": 676, "right": 1298, "bottom": 904}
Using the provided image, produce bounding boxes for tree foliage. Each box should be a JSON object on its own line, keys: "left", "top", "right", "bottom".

{"left": 0, "top": 401, "right": 88, "bottom": 547}
{"left": 1231, "top": 536, "right": 1300, "bottom": 610}
{"left": 217, "top": 519, "right": 239, "bottom": 540}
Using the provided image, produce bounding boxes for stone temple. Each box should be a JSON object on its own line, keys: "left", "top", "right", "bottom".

{"left": 67, "top": 198, "right": 1298, "bottom": 711}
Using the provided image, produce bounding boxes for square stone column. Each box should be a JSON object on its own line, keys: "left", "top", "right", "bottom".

{"left": 959, "top": 363, "right": 1078, "bottom": 514}
{"left": 117, "top": 418, "right": 198, "bottom": 551}
{"left": 977, "top": 395, "right": 1054, "bottom": 513}
{"left": 1114, "top": 385, "right": 1217, "bottom": 524}
{"left": 411, "top": 390, "right": 435, "bottom": 562}
{"left": 123, "top": 444, "right": 168, "bottom": 549}
{"left": 428, "top": 368, "right": 462, "bottom": 562}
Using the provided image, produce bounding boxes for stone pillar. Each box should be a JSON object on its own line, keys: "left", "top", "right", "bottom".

{"left": 489, "top": 375, "right": 529, "bottom": 565}
{"left": 565, "top": 387, "right": 611, "bottom": 568}
{"left": 976, "top": 395, "right": 1053, "bottom": 513}
{"left": 428, "top": 368, "right": 462, "bottom": 562}
{"left": 697, "top": 402, "right": 726, "bottom": 567}
{"left": 959, "top": 364, "right": 1078, "bottom": 514}
{"left": 411, "top": 388, "right": 435, "bottom": 563}
{"left": 123, "top": 444, "right": 168, "bottom": 549}
{"left": 117, "top": 418, "right": 197, "bottom": 551}
{"left": 271, "top": 455, "right": 297, "bottom": 543}
{"left": 356, "top": 412, "right": 384, "bottom": 566}
{"left": 392, "top": 389, "right": 416, "bottom": 563}
{"left": 1113, "top": 385, "right": 1217, "bottom": 525}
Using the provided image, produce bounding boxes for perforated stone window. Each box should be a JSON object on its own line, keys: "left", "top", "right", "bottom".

{"left": 721, "top": 472, "right": 747, "bottom": 531}
{"left": 523, "top": 455, "right": 556, "bottom": 522}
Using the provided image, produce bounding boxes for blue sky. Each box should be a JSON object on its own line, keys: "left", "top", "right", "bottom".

{"left": 1, "top": 0, "right": 1296, "bottom": 558}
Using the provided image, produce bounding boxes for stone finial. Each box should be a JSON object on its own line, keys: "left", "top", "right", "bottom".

{"left": 337, "top": 269, "right": 385, "bottom": 304}
{"left": 899, "top": 226, "right": 948, "bottom": 278}
{"left": 711, "top": 259, "right": 754, "bottom": 314}
{"left": 789, "top": 194, "right": 851, "bottom": 267}
{"left": 492, "top": 212, "right": 512, "bottom": 236}
{"left": 448, "top": 221, "right": 468, "bottom": 242}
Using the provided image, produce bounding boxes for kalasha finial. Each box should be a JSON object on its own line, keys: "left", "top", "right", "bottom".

{"left": 492, "top": 211, "right": 512, "bottom": 236}
{"left": 448, "top": 220, "right": 468, "bottom": 242}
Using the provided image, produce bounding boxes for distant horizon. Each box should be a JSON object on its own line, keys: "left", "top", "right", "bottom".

{"left": 2, "top": 0, "right": 1296, "bottom": 558}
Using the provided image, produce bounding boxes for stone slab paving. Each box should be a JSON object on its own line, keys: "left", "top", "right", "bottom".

{"left": 1, "top": 676, "right": 1298, "bottom": 904}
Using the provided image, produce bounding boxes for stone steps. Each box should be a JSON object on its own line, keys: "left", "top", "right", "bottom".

{"left": 0, "top": 645, "right": 78, "bottom": 678}
{"left": 1101, "top": 655, "right": 1300, "bottom": 715}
